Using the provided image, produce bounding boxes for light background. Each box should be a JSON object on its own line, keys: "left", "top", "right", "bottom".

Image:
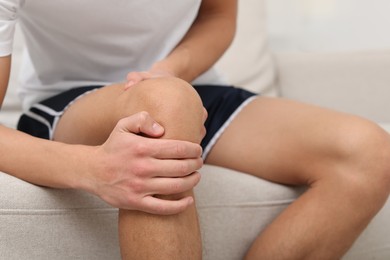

{"left": 266, "top": 0, "right": 390, "bottom": 52}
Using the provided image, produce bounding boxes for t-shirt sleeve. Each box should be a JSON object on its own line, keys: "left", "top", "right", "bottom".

{"left": 0, "top": 0, "right": 21, "bottom": 57}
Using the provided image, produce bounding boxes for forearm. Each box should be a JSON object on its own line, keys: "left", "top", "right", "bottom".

{"left": 0, "top": 55, "right": 11, "bottom": 106}
{"left": 0, "top": 125, "right": 92, "bottom": 190}
{"left": 1, "top": 55, "right": 88, "bottom": 190}
{"left": 152, "top": 0, "right": 237, "bottom": 82}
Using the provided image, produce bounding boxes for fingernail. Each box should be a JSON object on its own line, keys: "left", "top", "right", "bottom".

{"left": 152, "top": 122, "right": 163, "bottom": 132}
{"left": 127, "top": 80, "right": 134, "bottom": 86}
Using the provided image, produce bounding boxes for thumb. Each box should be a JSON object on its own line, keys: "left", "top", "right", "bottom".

{"left": 117, "top": 112, "right": 165, "bottom": 138}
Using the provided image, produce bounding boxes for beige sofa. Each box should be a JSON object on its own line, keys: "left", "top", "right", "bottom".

{"left": 1, "top": 1, "right": 389, "bottom": 259}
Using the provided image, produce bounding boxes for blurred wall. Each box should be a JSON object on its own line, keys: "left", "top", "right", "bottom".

{"left": 265, "top": 0, "right": 390, "bottom": 52}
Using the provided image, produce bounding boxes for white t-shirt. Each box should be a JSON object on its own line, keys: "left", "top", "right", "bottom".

{"left": 0, "top": 0, "right": 226, "bottom": 110}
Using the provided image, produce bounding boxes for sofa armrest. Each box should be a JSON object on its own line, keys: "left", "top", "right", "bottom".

{"left": 274, "top": 50, "right": 390, "bottom": 123}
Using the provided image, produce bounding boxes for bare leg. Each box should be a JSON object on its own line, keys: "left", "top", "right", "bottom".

{"left": 54, "top": 78, "right": 204, "bottom": 259}
{"left": 206, "top": 97, "right": 390, "bottom": 260}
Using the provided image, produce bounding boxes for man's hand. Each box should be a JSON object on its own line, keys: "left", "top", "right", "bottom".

{"left": 124, "top": 59, "right": 179, "bottom": 89}
{"left": 87, "top": 112, "right": 203, "bottom": 215}
{"left": 125, "top": 69, "right": 174, "bottom": 90}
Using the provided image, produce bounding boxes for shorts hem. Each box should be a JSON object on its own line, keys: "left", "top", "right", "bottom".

{"left": 202, "top": 95, "right": 257, "bottom": 160}
{"left": 50, "top": 88, "right": 98, "bottom": 139}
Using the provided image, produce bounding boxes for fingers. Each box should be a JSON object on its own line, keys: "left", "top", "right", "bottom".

{"left": 202, "top": 107, "right": 208, "bottom": 123}
{"left": 99, "top": 111, "right": 204, "bottom": 215}
{"left": 148, "top": 172, "right": 201, "bottom": 195}
{"left": 136, "top": 172, "right": 201, "bottom": 215}
{"left": 116, "top": 112, "right": 203, "bottom": 158}
{"left": 145, "top": 158, "right": 203, "bottom": 177}
{"left": 140, "top": 195, "right": 195, "bottom": 215}
{"left": 117, "top": 111, "right": 164, "bottom": 137}
{"left": 125, "top": 70, "right": 175, "bottom": 90}
{"left": 125, "top": 71, "right": 152, "bottom": 89}
{"left": 145, "top": 138, "right": 203, "bottom": 159}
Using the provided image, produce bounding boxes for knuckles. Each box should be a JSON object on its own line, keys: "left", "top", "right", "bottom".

{"left": 131, "top": 160, "right": 153, "bottom": 177}
{"left": 121, "top": 194, "right": 139, "bottom": 210}
{"left": 127, "top": 178, "right": 146, "bottom": 194}
{"left": 133, "top": 142, "right": 152, "bottom": 157}
{"left": 136, "top": 111, "right": 150, "bottom": 124}
{"left": 126, "top": 71, "right": 140, "bottom": 80}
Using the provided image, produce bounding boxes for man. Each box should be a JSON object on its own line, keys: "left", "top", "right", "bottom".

{"left": 2, "top": 1, "right": 390, "bottom": 259}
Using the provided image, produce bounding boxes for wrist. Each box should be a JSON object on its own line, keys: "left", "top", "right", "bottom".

{"left": 151, "top": 48, "right": 193, "bottom": 81}
{"left": 150, "top": 61, "right": 178, "bottom": 78}
{"left": 61, "top": 144, "right": 99, "bottom": 193}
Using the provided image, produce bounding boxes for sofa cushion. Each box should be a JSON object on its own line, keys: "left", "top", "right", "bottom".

{"left": 215, "top": 0, "right": 276, "bottom": 96}
{"left": 0, "top": 165, "right": 305, "bottom": 260}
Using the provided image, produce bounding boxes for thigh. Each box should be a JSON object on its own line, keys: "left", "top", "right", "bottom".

{"left": 53, "top": 78, "right": 205, "bottom": 145}
{"left": 205, "top": 97, "right": 367, "bottom": 185}
{"left": 53, "top": 83, "right": 125, "bottom": 145}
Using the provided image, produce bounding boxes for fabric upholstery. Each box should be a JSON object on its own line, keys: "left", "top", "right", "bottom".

{"left": 0, "top": 166, "right": 304, "bottom": 260}
{"left": 0, "top": 1, "right": 390, "bottom": 259}
{"left": 275, "top": 51, "right": 390, "bottom": 123}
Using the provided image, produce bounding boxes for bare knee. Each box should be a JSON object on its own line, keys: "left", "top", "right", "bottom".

{"left": 116, "top": 77, "right": 205, "bottom": 143}
{"left": 319, "top": 116, "right": 390, "bottom": 203}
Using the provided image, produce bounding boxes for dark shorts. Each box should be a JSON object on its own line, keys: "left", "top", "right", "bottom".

{"left": 17, "top": 85, "right": 257, "bottom": 158}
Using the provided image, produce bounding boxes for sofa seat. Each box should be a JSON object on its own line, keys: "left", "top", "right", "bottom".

{"left": 0, "top": 165, "right": 305, "bottom": 260}
{"left": 1, "top": 0, "right": 390, "bottom": 259}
